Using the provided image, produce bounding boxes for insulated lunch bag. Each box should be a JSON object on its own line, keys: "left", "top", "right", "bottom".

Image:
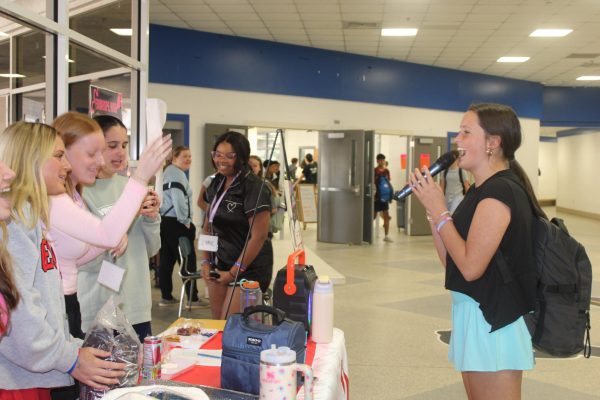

{"left": 221, "top": 305, "right": 307, "bottom": 395}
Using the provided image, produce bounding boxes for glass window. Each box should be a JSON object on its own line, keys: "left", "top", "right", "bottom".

{"left": 69, "top": 0, "right": 131, "bottom": 56}
{"left": 0, "top": 38, "right": 9, "bottom": 90}
{"left": 15, "top": 89, "right": 45, "bottom": 122}
{"left": 15, "top": 30, "right": 46, "bottom": 87}
{"left": 69, "top": 42, "right": 129, "bottom": 77}
{"left": 11, "top": 0, "right": 46, "bottom": 17}
{"left": 257, "top": 130, "right": 283, "bottom": 162}
{"left": 69, "top": 72, "right": 131, "bottom": 117}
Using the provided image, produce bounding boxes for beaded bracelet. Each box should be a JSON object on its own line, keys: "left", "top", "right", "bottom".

{"left": 200, "top": 259, "right": 212, "bottom": 266}
{"left": 436, "top": 216, "right": 453, "bottom": 233}
{"left": 234, "top": 261, "right": 247, "bottom": 272}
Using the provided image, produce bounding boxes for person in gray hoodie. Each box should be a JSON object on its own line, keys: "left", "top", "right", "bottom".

{"left": 0, "top": 122, "right": 125, "bottom": 398}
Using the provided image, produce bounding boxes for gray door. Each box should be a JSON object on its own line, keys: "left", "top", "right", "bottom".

{"left": 204, "top": 124, "right": 249, "bottom": 178}
{"left": 405, "top": 136, "right": 446, "bottom": 236}
{"left": 318, "top": 130, "right": 367, "bottom": 245}
{"left": 363, "top": 131, "right": 374, "bottom": 243}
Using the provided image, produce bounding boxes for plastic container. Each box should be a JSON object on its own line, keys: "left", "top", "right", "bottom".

{"left": 311, "top": 275, "right": 334, "bottom": 343}
{"left": 259, "top": 345, "right": 313, "bottom": 400}
{"left": 240, "top": 280, "right": 262, "bottom": 322}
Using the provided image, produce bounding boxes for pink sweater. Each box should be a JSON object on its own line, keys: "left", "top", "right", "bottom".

{"left": 47, "top": 179, "right": 147, "bottom": 295}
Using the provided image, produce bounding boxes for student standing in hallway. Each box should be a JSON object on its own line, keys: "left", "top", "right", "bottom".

{"left": 374, "top": 153, "right": 393, "bottom": 242}
{"left": 159, "top": 146, "right": 206, "bottom": 307}
{"left": 409, "top": 103, "right": 543, "bottom": 400}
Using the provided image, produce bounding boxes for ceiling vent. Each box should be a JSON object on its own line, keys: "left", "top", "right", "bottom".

{"left": 342, "top": 21, "right": 381, "bottom": 29}
{"left": 566, "top": 53, "right": 600, "bottom": 59}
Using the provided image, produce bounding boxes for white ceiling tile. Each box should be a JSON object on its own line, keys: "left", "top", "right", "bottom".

{"left": 149, "top": 12, "right": 184, "bottom": 22}
{"left": 262, "top": 20, "right": 304, "bottom": 28}
{"left": 303, "top": 20, "right": 343, "bottom": 28}
{"left": 253, "top": 4, "right": 299, "bottom": 13}
{"left": 214, "top": 13, "right": 261, "bottom": 21}
{"left": 188, "top": 21, "right": 230, "bottom": 30}
{"left": 211, "top": 4, "right": 257, "bottom": 14}
{"left": 260, "top": 13, "right": 302, "bottom": 22}
{"left": 341, "top": 13, "right": 383, "bottom": 23}
{"left": 165, "top": 4, "right": 212, "bottom": 13}
{"left": 177, "top": 13, "right": 221, "bottom": 22}
{"left": 296, "top": 4, "right": 340, "bottom": 13}
{"left": 232, "top": 27, "right": 271, "bottom": 35}
{"left": 298, "top": 13, "right": 342, "bottom": 21}
{"left": 149, "top": 3, "right": 170, "bottom": 13}
{"left": 152, "top": 20, "right": 190, "bottom": 29}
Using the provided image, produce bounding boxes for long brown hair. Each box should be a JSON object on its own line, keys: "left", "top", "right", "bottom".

{"left": 468, "top": 103, "right": 547, "bottom": 220}
{"left": 0, "top": 222, "right": 19, "bottom": 334}
{"left": 52, "top": 112, "right": 102, "bottom": 196}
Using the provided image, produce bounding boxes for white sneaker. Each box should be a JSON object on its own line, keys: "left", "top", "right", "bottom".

{"left": 383, "top": 236, "right": 394, "bottom": 243}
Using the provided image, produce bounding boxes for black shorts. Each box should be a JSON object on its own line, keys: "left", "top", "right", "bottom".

{"left": 374, "top": 201, "right": 390, "bottom": 213}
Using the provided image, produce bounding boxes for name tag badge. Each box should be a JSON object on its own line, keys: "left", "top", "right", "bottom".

{"left": 97, "top": 260, "right": 126, "bottom": 292}
{"left": 198, "top": 234, "right": 218, "bottom": 252}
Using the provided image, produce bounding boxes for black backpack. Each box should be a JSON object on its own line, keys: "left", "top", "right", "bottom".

{"left": 524, "top": 217, "right": 592, "bottom": 357}
{"left": 496, "top": 175, "right": 592, "bottom": 358}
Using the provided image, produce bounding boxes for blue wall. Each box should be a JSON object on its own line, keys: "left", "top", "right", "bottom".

{"left": 149, "top": 24, "right": 544, "bottom": 119}
{"left": 149, "top": 24, "right": 600, "bottom": 125}
{"left": 542, "top": 87, "right": 600, "bottom": 127}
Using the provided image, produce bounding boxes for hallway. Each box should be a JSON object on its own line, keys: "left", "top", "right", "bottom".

{"left": 151, "top": 207, "right": 600, "bottom": 399}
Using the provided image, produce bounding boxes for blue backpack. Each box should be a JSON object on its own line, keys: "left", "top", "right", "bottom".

{"left": 376, "top": 174, "right": 393, "bottom": 203}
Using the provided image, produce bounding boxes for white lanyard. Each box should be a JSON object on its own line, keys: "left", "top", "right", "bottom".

{"left": 208, "top": 172, "right": 240, "bottom": 224}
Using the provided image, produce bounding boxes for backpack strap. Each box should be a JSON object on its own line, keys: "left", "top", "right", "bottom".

{"left": 162, "top": 181, "right": 190, "bottom": 219}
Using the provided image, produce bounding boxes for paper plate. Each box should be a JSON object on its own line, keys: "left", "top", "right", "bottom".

{"left": 102, "top": 385, "right": 209, "bottom": 400}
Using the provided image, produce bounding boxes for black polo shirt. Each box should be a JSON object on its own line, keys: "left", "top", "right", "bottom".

{"left": 205, "top": 171, "right": 272, "bottom": 271}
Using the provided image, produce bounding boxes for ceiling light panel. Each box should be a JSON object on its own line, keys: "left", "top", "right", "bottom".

{"left": 381, "top": 28, "right": 418, "bottom": 36}
{"left": 530, "top": 29, "right": 573, "bottom": 37}
{"left": 497, "top": 56, "right": 530, "bottom": 62}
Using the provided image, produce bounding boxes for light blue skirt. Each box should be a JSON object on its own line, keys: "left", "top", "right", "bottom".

{"left": 448, "top": 291, "right": 534, "bottom": 372}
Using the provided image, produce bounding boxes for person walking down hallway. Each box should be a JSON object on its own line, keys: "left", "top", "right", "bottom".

{"left": 374, "top": 153, "right": 393, "bottom": 242}
{"left": 301, "top": 153, "right": 318, "bottom": 184}
{"left": 159, "top": 146, "right": 206, "bottom": 307}
{"left": 409, "top": 103, "right": 544, "bottom": 400}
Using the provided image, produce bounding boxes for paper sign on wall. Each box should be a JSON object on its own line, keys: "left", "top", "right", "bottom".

{"left": 400, "top": 154, "right": 407, "bottom": 170}
{"left": 420, "top": 153, "right": 431, "bottom": 169}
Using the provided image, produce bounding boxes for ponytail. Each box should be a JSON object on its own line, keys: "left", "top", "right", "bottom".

{"left": 509, "top": 159, "right": 547, "bottom": 220}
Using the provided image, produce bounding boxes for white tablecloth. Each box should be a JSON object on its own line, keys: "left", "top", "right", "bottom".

{"left": 298, "top": 328, "right": 349, "bottom": 400}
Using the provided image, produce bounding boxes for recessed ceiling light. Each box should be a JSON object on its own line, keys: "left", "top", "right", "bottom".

{"left": 576, "top": 76, "right": 600, "bottom": 81}
{"left": 381, "top": 28, "right": 418, "bottom": 37}
{"left": 530, "top": 29, "right": 572, "bottom": 37}
{"left": 110, "top": 28, "right": 132, "bottom": 36}
{"left": 497, "top": 56, "right": 530, "bottom": 63}
{"left": 0, "top": 73, "right": 26, "bottom": 78}
{"left": 0, "top": 32, "right": 8, "bottom": 37}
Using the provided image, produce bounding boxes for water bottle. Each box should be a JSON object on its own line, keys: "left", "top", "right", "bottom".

{"left": 311, "top": 275, "right": 334, "bottom": 343}
{"left": 240, "top": 280, "right": 263, "bottom": 323}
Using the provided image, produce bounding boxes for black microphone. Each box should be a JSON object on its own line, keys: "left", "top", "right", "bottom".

{"left": 393, "top": 150, "right": 460, "bottom": 201}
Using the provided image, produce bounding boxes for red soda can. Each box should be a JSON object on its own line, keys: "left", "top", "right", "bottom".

{"left": 142, "top": 336, "right": 162, "bottom": 380}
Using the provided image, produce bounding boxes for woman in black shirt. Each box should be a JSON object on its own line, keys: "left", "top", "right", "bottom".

{"left": 409, "top": 103, "right": 546, "bottom": 400}
{"left": 200, "top": 132, "right": 273, "bottom": 319}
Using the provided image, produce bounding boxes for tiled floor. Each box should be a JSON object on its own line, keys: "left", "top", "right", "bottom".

{"left": 150, "top": 207, "right": 600, "bottom": 399}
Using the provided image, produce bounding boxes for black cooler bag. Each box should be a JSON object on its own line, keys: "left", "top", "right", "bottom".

{"left": 221, "top": 305, "right": 307, "bottom": 395}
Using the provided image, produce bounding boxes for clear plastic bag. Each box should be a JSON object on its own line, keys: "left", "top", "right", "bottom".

{"left": 80, "top": 296, "right": 142, "bottom": 400}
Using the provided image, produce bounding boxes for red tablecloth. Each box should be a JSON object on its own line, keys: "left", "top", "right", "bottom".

{"left": 170, "top": 332, "right": 317, "bottom": 388}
